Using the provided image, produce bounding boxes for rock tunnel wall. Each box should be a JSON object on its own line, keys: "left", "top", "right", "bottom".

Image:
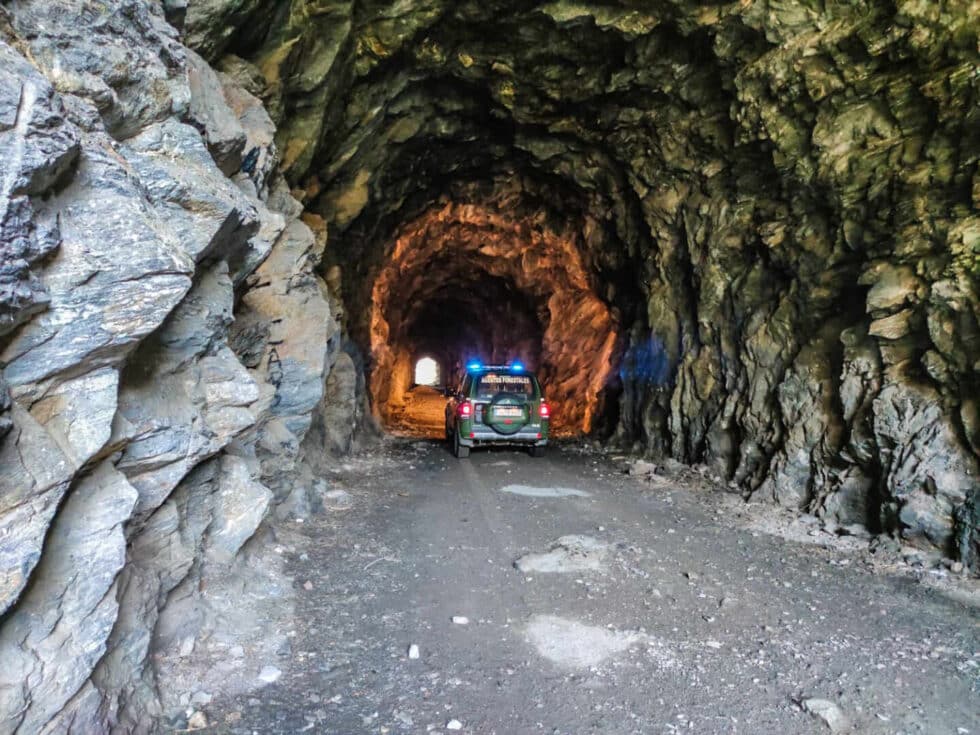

{"left": 0, "top": 2, "right": 361, "bottom": 731}
{"left": 0, "top": 0, "right": 977, "bottom": 731}
{"left": 191, "top": 0, "right": 977, "bottom": 555}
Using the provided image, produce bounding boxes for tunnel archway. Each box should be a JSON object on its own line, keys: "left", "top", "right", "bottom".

{"left": 367, "top": 198, "right": 621, "bottom": 436}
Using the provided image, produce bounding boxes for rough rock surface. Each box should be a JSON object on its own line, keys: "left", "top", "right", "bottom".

{"left": 0, "top": 2, "right": 354, "bottom": 731}
{"left": 183, "top": 0, "right": 978, "bottom": 560}
{"left": 0, "top": 0, "right": 977, "bottom": 732}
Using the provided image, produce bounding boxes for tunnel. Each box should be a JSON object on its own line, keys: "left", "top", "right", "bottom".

{"left": 0, "top": 1, "right": 977, "bottom": 733}
{"left": 367, "top": 196, "right": 620, "bottom": 436}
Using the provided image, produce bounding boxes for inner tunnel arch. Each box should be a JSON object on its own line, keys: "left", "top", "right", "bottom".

{"left": 367, "top": 197, "right": 622, "bottom": 436}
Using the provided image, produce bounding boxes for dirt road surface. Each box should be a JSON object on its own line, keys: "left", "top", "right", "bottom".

{"left": 199, "top": 440, "right": 978, "bottom": 734}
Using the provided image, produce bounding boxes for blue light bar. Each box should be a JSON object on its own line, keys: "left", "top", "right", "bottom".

{"left": 466, "top": 361, "right": 483, "bottom": 371}
{"left": 510, "top": 362, "right": 524, "bottom": 372}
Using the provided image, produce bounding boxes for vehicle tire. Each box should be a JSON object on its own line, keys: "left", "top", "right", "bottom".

{"left": 529, "top": 445, "right": 546, "bottom": 458}
{"left": 453, "top": 430, "right": 470, "bottom": 458}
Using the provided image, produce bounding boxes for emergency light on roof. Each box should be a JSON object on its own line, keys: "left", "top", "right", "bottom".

{"left": 510, "top": 362, "right": 524, "bottom": 372}
{"left": 466, "top": 361, "right": 483, "bottom": 371}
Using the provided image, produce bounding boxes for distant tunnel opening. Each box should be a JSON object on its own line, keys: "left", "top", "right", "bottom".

{"left": 413, "top": 357, "right": 440, "bottom": 387}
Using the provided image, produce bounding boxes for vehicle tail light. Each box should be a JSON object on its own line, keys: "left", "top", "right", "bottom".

{"left": 458, "top": 401, "right": 472, "bottom": 418}
{"left": 539, "top": 402, "right": 550, "bottom": 419}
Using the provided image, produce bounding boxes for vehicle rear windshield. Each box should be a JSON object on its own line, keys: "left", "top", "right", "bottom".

{"left": 473, "top": 372, "right": 538, "bottom": 399}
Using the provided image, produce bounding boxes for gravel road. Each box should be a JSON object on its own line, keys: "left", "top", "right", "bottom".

{"left": 200, "top": 440, "right": 978, "bottom": 735}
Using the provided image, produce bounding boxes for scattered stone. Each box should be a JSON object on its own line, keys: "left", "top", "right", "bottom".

{"left": 187, "top": 711, "right": 208, "bottom": 730}
{"left": 629, "top": 459, "right": 658, "bottom": 477}
{"left": 447, "top": 719, "right": 463, "bottom": 730}
{"left": 322, "top": 488, "right": 353, "bottom": 510}
{"left": 408, "top": 644, "right": 420, "bottom": 659}
{"left": 452, "top": 616, "right": 470, "bottom": 625}
{"left": 837, "top": 523, "right": 871, "bottom": 539}
{"left": 303, "top": 580, "right": 314, "bottom": 590}
{"left": 257, "top": 665, "right": 282, "bottom": 684}
{"left": 802, "top": 698, "right": 849, "bottom": 732}
{"left": 870, "top": 535, "right": 902, "bottom": 554}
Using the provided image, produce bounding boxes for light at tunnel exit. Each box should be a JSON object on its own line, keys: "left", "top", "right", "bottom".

{"left": 414, "top": 357, "right": 440, "bottom": 386}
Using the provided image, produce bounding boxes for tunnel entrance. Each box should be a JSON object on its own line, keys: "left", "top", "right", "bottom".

{"left": 367, "top": 200, "right": 620, "bottom": 438}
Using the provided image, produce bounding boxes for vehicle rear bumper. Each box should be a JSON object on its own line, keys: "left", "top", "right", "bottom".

{"left": 459, "top": 424, "right": 548, "bottom": 447}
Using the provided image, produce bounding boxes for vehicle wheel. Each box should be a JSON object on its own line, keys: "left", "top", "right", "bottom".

{"left": 453, "top": 430, "right": 470, "bottom": 458}
{"left": 529, "top": 445, "right": 546, "bottom": 458}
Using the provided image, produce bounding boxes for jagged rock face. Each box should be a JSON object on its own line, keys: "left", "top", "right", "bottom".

{"left": 0, "top": 0, "right": 977, "bottom": 732}
{"left": 0, "top": 1, "right": 354, "bottom": 732}
{"left": 187, "top": 0, "right": 978, "bottom": 557}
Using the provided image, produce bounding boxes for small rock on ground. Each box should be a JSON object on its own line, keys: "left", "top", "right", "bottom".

{"left": 803, "top": 698, "right": 849, "bottom": 732}
{"left": 187, "top": 711, "right": 208, "bottom": 730}
{"left": 257, "top": 665, "right": 282, "bottom": 684}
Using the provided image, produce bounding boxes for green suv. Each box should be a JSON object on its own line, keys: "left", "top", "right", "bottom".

{"left": 445, "top": 362, "right": 550, "bottom": 458}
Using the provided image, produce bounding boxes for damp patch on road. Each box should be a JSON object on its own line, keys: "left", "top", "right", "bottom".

{"left": 514, "top": 535, "right": 608, "bottom": 573}
{"left": 525, "top": 615, "right": 640, "bottom": 668}
{"left": 499, "top": 485, "right": 590, "bottom": 498}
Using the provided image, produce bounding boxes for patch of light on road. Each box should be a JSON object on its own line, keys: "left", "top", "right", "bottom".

{"left": 499, "top": 484, "right": 590, "bottom": 498}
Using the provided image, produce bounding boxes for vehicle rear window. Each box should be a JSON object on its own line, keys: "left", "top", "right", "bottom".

{"left": 474, "top": 372, "right": 537, "bottom": 398}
